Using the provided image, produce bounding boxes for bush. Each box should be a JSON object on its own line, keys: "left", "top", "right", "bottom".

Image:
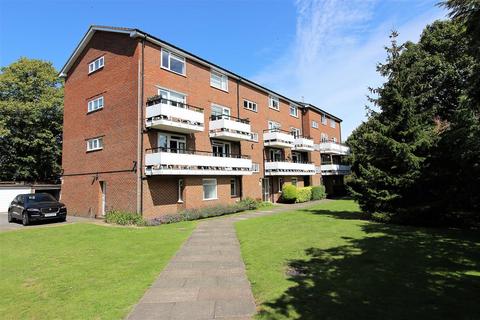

{"left": 105, "top": 210, "right": 145, "bottom": 226}
{"left": 281, "top": 184, "right": 298, "bottom": 203}
{"left": 296, "top": 187, "right": 312, "bottom": 203}
{"left": 311, "top": 185, "right": 326, "bottom": 200}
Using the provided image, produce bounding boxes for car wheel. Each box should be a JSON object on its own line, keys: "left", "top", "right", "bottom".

{"left": 22, "top": 213, "right": 29, "bottom": 226}
{"left": 7, "top": 211, "right": 13, "bottom": 223}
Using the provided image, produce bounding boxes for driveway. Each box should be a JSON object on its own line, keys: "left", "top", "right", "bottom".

{"left": 0, "top": 213, "right": 94, "bottom": 232}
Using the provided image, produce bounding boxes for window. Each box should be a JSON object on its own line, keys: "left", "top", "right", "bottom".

{"left": 243, "top": 99, "right": 257, "bottom": 112}
{"left": 250, "top": 132, "right": 259, "bottom": 142}
{"left": 230, "top": 178, "right": 238, "bottom": 196}
{"left": 269, "top": 148, "right": 282, "bottom": 161}
{"left": 252, "top": 163, "right": 260, "bottom": 172}
{"left": 210, "top": 70, "right": 228, "bottom": 91}
{"left": 330, "top": 119, "right": 336, "bottom": 128}
{"left": 158, "top": 88, "right": 186, "bottom": 105}
{"left": 321, "top": 114, "right": 327, "bottom": 125}
{"left": 269, "top": 96, "right": 279, "bottom": 110}
{"left": 321, "top": 133, "right": 329, "bottom": 143}
{"left": 332, "top": 137, "right": 337, "bottom": 143}
{"left": 290, "top": 105, "right": 298, "bottom": 117}
{"left": 161, "top": 49, "right": 186, "bottom": 75}
{"left": 212, "top": 141, "right": 231, "bottom": 157}
{"left": 278, "top": 177, "right": 284, "bottom": 192}
{"left": 312, "top": 120, "right": 319, "bottom": 129}
{"left": 203, "top": 179, "right": 217, "bottom": 200}
{"left": 86, "top": 137, "right": 103, "bottom": 152}
{"left": 211, "top": 104, "right": 230, "bottom": 120}
{"left": 290, "top": 127, "right": 301, "bottom": 138}
{"left": 87, "top": 96, "right": 104, "bottom": 113}
{"left": 88, "top": 56, "right": 104, "bottom": 74}
{"left": 157, "top": 132, "right": 186, "bottom": 153}
{"left": 178, "top": 179, "right": 184, "bottom": 202}
{"left": 291, "top": 178, "right": 298, "bottom": 186}
{"left": 268, "top": 121, "right": 281, "bottom": 131}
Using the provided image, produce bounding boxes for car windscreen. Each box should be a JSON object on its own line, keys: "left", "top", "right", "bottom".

{"left": 25, "top": 194, "right": 56, "bottom": 203}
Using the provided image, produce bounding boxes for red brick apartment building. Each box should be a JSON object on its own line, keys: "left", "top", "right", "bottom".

{"left": 59, "top": 26, "right": 351, "bottom": 218}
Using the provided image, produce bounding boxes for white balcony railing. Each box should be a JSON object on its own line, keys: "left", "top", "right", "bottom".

{"left": 264, "top": 161, "right": 316, "bottom": 176}
{"left": 145, "top": 98, "right": 204, "bottom": 133}
{"left": 316, "top": 142, "right": 350, "bottom": 155}
{"left": 319, "top": 164, "right": 351, "bottom": 175}
{"left": 263, "top": 130, "right": 295, "bottom": 148}
{"left": 145, "top": 148, "right": 252, "bottom": 176}
{"left": 209, "top": 115, "right": 252, "bottom": 141}
{"left": 293, "top": 137, "right": 315, "bottom": 152}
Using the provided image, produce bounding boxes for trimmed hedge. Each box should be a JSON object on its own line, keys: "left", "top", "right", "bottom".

{"left": 105, "top": 210, "right": 146, "bottom": 226}
{"left": 296, "top": 187, "right": 312, "bottom": 203}
{"left": 311, "top": 185, "right": 326, "bottom": 200}
{"left": 281, "top": 184, "right": 298, "bottom": 203}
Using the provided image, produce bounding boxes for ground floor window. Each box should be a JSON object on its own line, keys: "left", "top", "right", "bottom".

{"left": 178, "top": 178, "right": 184, "bottom": 202}
{"left": 291, "top": 177, "right": 298, "bottom": 187}
{"left": 203, "top": 178, "right": 217, "bottom": 200}
{"left": 230, "top": 178, "right": 238, "bottom": 196}
{"left": 278, "top": 177, "right": 284, "bottom": 192}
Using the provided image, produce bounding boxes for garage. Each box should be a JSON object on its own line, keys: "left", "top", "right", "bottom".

{"left": 0, "top": 183, "right": 61, "bottom": 213}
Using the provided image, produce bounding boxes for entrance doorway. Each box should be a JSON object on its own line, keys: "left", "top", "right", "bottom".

{"left": 100, "top": 181, "right": 106, "bottom": 216}
{"left": 262, "top": 178, "right": 270, "bottom": 202}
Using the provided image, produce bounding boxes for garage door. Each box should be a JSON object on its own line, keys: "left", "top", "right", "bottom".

{"left": 0, "top": 188, "right": 31, "bottom": 213}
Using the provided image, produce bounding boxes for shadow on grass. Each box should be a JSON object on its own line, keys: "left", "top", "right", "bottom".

{"left": 259, "top": 210, "right": 480, "bottom": 320}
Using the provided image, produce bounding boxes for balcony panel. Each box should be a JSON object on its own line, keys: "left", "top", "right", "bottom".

{"left": 316, "top": 142, "right": 350, "bottom": 155}
{"left": 264, "top": 161, "right": 316, "bottom": 176}
{"left": 145, "top": 101, "right": 204, "bottom": 133}
{"left": 293, "top": 137, "right": 315, "bottom": 152}
{"left": 320, "top": 164, "right": 351, "bottom": 175}
{"left": 209, "top": 118, "right": 252, "bottom": 141}
{"left": 145, "top": 151, "right": 252, "bottom": 176}
{"left": 263, "top": 131, "right": 295, "bottom": 148}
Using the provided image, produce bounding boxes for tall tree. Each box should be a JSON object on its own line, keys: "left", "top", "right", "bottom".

{"left": 0, "top": 57, "right": 63, "bottom": 182}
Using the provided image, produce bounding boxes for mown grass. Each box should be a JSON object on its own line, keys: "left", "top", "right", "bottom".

{"left": 0, "top": 222, "right": 196, "bottom": 319}
{"left": 235, "top": 200, "right": 480, "bottom": 320}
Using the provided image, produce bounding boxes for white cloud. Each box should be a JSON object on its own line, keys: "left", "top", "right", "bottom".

{"left": 251, "top": 0, "right": 446, "bottom": 138}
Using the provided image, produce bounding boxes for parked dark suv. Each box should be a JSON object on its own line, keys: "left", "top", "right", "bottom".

{"left": 7, "top": 193, "right": 67, "bottom": 226}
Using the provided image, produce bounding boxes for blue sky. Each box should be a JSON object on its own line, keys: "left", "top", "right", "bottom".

{"left": 0, "top": 0, "right": 447, "bottom": 138}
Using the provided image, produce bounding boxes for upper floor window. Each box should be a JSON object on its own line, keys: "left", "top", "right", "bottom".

{"left": 321, "top": 133, "right": 328, "bottom": 143}
{"left": 268, "top": 120, "right": 281, "bottom": 131}
{"left": 88, "top": 56, "right": 104, "bottom": 74}
{"left": 332, "top": 137, "right": 337, "bottom": 143}
{"left": 87, "top": 137, "right": 103, "bottom": 152}
{"left": 250, "top": 132, "right": 259, "bottom": 142}
{"left": 290, "top": 105, "right": 298, "bottom": 117}
{"left": 158, "top": 88, "right": 186, "bottom": 104}
{"left": 269, "top": 96, "right": 279, "bottom": 110}
{"left": 312, "top": 120, "right": 319, "bottom": 129}
{"left": 161, "top": 49, "right": 185, "bottom": 75}
{"left": 290, "top": 127, "right": 301, "bottom": 138}
{"left": 321, "top": 114, "right": 327, "bottom": 125}
{"left": 87, "top": 96, "right": 104, "bottom": 113}
{"left": 210, "top": 70, "right": 228, "bottom": 91}
{"left": 330, "top": 119, "right": 336, "bottom": 128}
{"left": 243, "top": 99, "right": 257, "bottom": 112}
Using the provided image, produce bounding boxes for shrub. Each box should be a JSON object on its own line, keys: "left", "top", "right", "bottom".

{"left": 281, "top": 184, "right": 298, "bottom": 203}
{"left": 311, "top": 185, "right": 326, "bottom": 200}
{"left": 105, "top": 210, "right": 145, "bottom": 226}
{"left": 296, "top": 187, "right": 312, "bottom": 203}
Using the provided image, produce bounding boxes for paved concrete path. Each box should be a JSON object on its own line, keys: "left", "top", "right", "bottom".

{"left": 127, "top": 200, "right": 328, "bottom": 320}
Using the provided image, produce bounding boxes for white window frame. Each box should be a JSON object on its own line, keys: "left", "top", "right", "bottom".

{"left": 289, "top": 104, "right": 298, "bottom": 117}
{"left": 157, "top": 87, "right": 187, "bottom": 104}
{"left": 161, "top": 48, "right": 186, "bottom": 75}
{"left": 87, "top": 96, "right": 104, "bottom": 113}
{"left": 269, "top": 96, "right": 280, "bottom": 111}
{"left": 268, "top": 121, "right": 281, "bottom": 130}
{"left": 321, "top": 114, "right": 328, "bottom": 125}
{"left": 243, "top": 99, "right": 257, "bottom": 112}
{"left": 290, "top": 127, "right": 301, "bottom": 138}
{"left": 230, "top": 178, "right": 238, "bottom": 197}
{"left": 330, "top": 119, "right": 336, "bottom": 128}
{"left": 86, "top": 137, "right": 103, "bottom": 152}
{"left": 252, "top": 163, "right": 260, "bottom": 173}
{"left": 332, "top": 137, "right": 337, "bottom": 143}
{"left": 250, "top": 132, "right": 259, "bottom": 142}
{"left": 321, "top": 133, "right": 329, "bottom": 143}
{"left": 88, "top": 56, "right": 104, "bottom": 74}
{"left": 312, "top": 120, "right": 319, "bottom": 129}
{"left": 202, "top": 178, "right": 218, "bottom": 200}
{"left": 178, "top": 179, "right": 184, "bottom": 203}
{"left": 211, "top": 104, "right": 231, "bottom": 120}
{"left": 210, "top": 69, "right": 228, "bottom": 91}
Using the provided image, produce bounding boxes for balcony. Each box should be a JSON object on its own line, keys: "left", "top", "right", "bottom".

{"left": 263, "top": 129, "right": 295, "bottom": 148}
{"left": 319, "top": 164, "right": 351, "bottom": 175}
{"left": 293, "top": 136, "right": 315, "bottom": 152}
{"left": 209, "top": 115, "right": 252, "bottom": 141}
{"left": 145, "top": 148, "right": 252, "bottom": 176}
{"left": 264, "top": 160, "right": 316, "bottom": 176}
{"left": 145, "top": 97, "right": 204, "bottom": 133}
{"left": 316, "top": 142, "right": 350, "bottom": 155}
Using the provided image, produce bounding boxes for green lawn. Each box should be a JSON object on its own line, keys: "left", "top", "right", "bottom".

{"left": 0, "top": 221, "right": 196, "bottom": 319}
{"left": 235, "top": 200, "right": 480, "bottom": 320}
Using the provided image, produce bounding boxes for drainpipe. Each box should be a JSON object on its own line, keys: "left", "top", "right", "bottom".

{"left": 135, "top": 35, "right": 146, "bottom": 215}
{"left": 236, "top": 79, "right": 243, "bottom": 199}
